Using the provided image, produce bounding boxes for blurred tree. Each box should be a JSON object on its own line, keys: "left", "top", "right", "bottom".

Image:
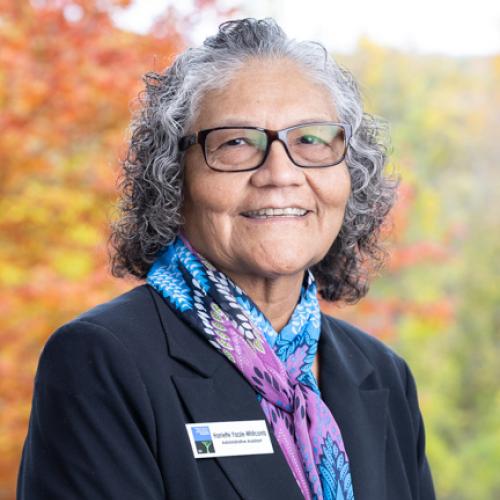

{"left": 0, "top": 0, "right": 199, "bottom": 497}
{"left": 329, "top": 41, "right": 500, "bottom": 499}
{"left": 1, "top": 4, "right": 498, "bottom": 498}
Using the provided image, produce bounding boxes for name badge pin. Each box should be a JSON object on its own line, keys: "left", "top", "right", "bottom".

{"left": 185, "top": 419, "right": 274, "bottom": 459}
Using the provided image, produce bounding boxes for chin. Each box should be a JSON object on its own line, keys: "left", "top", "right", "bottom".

{"left": 250, "top": 256, "right": 314, "bottom": 278}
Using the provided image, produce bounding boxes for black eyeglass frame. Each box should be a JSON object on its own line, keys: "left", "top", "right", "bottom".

{"left": 178, "top": 122, "right": 352, "bottom": 172}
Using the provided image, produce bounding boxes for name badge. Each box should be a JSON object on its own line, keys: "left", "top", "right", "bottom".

{"left": 185, "top": 419, "right": 274, "bottom": 459}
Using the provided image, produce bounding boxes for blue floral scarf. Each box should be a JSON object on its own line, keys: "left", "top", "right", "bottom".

{"left": 147, "top": 236, "right": 354, "bottom": 500}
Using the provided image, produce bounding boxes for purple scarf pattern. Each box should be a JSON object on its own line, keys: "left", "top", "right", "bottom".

{"left": 147, "top": 237, "right": 354, "bottom": 500}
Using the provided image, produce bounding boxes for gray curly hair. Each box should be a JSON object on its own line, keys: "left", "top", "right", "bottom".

{"left": 110, "top": 17, "right": 397, "bottom": 302}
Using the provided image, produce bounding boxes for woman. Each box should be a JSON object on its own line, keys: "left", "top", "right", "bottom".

{"left": 18, "top": 18, "right": 435, "bottom": 500}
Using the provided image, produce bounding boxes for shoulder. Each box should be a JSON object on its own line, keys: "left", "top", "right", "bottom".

{"left": 320, "top": 313, "right": 410, "bottom": 389}
{"left": 321, "top": 315, "right": 435, "bottom": 496}
{"left": 47, "top": 284, "right": 162, "bottom": 347}
{"left": 39, "top": 285, "right": 167, "bottom": 388}
{"left": 42, "top": 283, "right": 154, "bottom": 342}
{"left": 322, "top": 314, "right": 400, "bottom": 360}
{"left": 72, "top": 284, "right": 158, "bottom": 333}
{"left": 320, "top": 313, "right": 425, "bottom": 432}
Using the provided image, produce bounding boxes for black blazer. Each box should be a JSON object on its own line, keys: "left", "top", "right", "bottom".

{"left": 17, "top": 284, "right": 435, "bottom": 500}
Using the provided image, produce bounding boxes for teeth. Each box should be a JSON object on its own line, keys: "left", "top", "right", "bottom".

{"left": 244, "top": 207, "right": 308, "bottom": 217}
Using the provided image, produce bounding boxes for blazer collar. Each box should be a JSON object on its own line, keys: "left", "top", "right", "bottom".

{"left": 150, "top": 285, "right": 223, "bottom": 377}
{"left": 149, "top": 286, "right": 303, "bottom": 499}
{"left": 149, "top": 285, "right": 389, "bottom": 500}
{"left": 319, "top": 315, "right": 389, "bottom": 500}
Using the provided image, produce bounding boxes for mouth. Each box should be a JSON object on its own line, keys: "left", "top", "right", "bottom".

{"left": 240, "top": 207, "right": 311, "bottom": 219}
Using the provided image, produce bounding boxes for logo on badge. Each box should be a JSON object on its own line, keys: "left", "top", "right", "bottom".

{"left": 190, "top": 425, "right": 215, "bottom": 454}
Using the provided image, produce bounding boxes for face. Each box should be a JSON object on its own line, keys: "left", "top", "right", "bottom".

{"left": 181, "top": 58, "right": 351, "bottom": 290}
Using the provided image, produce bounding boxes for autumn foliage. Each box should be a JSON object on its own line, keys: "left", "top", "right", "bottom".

{"left": 1, "top": 2, "right": 499, "bottom": 499}
{"left": 0, "top": 1, "right": 184, "bottom": 496}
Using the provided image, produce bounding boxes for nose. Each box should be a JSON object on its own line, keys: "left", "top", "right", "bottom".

{"left": 250, "top": 139, "right": 304, "bottom": 188}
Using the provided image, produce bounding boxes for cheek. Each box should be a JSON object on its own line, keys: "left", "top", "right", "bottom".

{"left": 315, "top": 165, "right": 352, "bottom": 214}
{"left": 182, "top": 162, "right": 246, "bottom": 219}
{"left": 184, "top": 181, "right": 224, "bottom": 215}
{"left": 183, "top": 160, "right": 220, "bottom": 214}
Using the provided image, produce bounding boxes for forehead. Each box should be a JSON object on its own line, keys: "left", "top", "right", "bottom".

{"left": 193, "top": 58, "right": 339, "bottom": 130}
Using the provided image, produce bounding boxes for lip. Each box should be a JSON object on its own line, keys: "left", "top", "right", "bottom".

{"left": 239, "top": 206, "right": 313, "bottom": 216}
{"left": 239, "top": 209, "right": 313, "bottom": 223}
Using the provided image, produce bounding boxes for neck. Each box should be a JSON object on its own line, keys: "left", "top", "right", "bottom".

{"left": 223, "top": 271, "right": 305, "bottom": 332}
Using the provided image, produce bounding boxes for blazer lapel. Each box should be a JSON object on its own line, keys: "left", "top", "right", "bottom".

{"left": 319, "top": 315, "right": 389, "bottom": 500}
{"left": 150, "top": 285, "right": 389, "bottom": 499}
{"left": 149, "top": 286, "right": 304, "bottom": 500}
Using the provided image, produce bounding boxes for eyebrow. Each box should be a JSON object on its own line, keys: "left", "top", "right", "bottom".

{"left": 205, "top": 117, "right": 340, "bottom": 129}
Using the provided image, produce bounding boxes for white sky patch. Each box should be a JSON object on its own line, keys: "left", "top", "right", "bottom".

{"left": 113, "top": 0, "right": 500, "bottom": 56}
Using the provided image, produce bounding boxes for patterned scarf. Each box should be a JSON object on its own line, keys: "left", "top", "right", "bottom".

{"left": 147, "top": 236, "right": 354, "bottom": 500}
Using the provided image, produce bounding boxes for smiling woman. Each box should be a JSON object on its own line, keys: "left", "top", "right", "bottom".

{"left": 180, "top": 58, "right": 352, "bottom": 325}
{"left": 17, "top": 18, "right": 435, "bottom": 500}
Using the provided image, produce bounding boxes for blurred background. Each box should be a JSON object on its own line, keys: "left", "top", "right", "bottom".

{"left": 1, "top": 0, "right": 499, "bottom": 498}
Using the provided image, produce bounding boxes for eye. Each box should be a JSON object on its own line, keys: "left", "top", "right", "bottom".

{"left": 207, "top": 129, "right": 267, "bottom": 154}
{"left": 222, "top": 137, "right": 248, "bottom": 146}
{"left": 221, "top": 137, "right": 251, "bottom": 148}
{"left": 297, "top": 134, "right": 326, "bottom": 145}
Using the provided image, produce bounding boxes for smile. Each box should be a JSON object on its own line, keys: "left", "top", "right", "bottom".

{"left": 241, "top": 207, "right": 310, "bottom": 218}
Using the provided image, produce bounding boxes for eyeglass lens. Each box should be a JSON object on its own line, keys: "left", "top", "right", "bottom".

{"left": 204, "top": 124, "right": 347, "bottom": 171}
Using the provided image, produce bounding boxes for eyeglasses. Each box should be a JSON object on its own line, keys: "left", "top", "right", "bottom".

{"left": 178, "top": 122, "right": 352, "bottom": 172}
